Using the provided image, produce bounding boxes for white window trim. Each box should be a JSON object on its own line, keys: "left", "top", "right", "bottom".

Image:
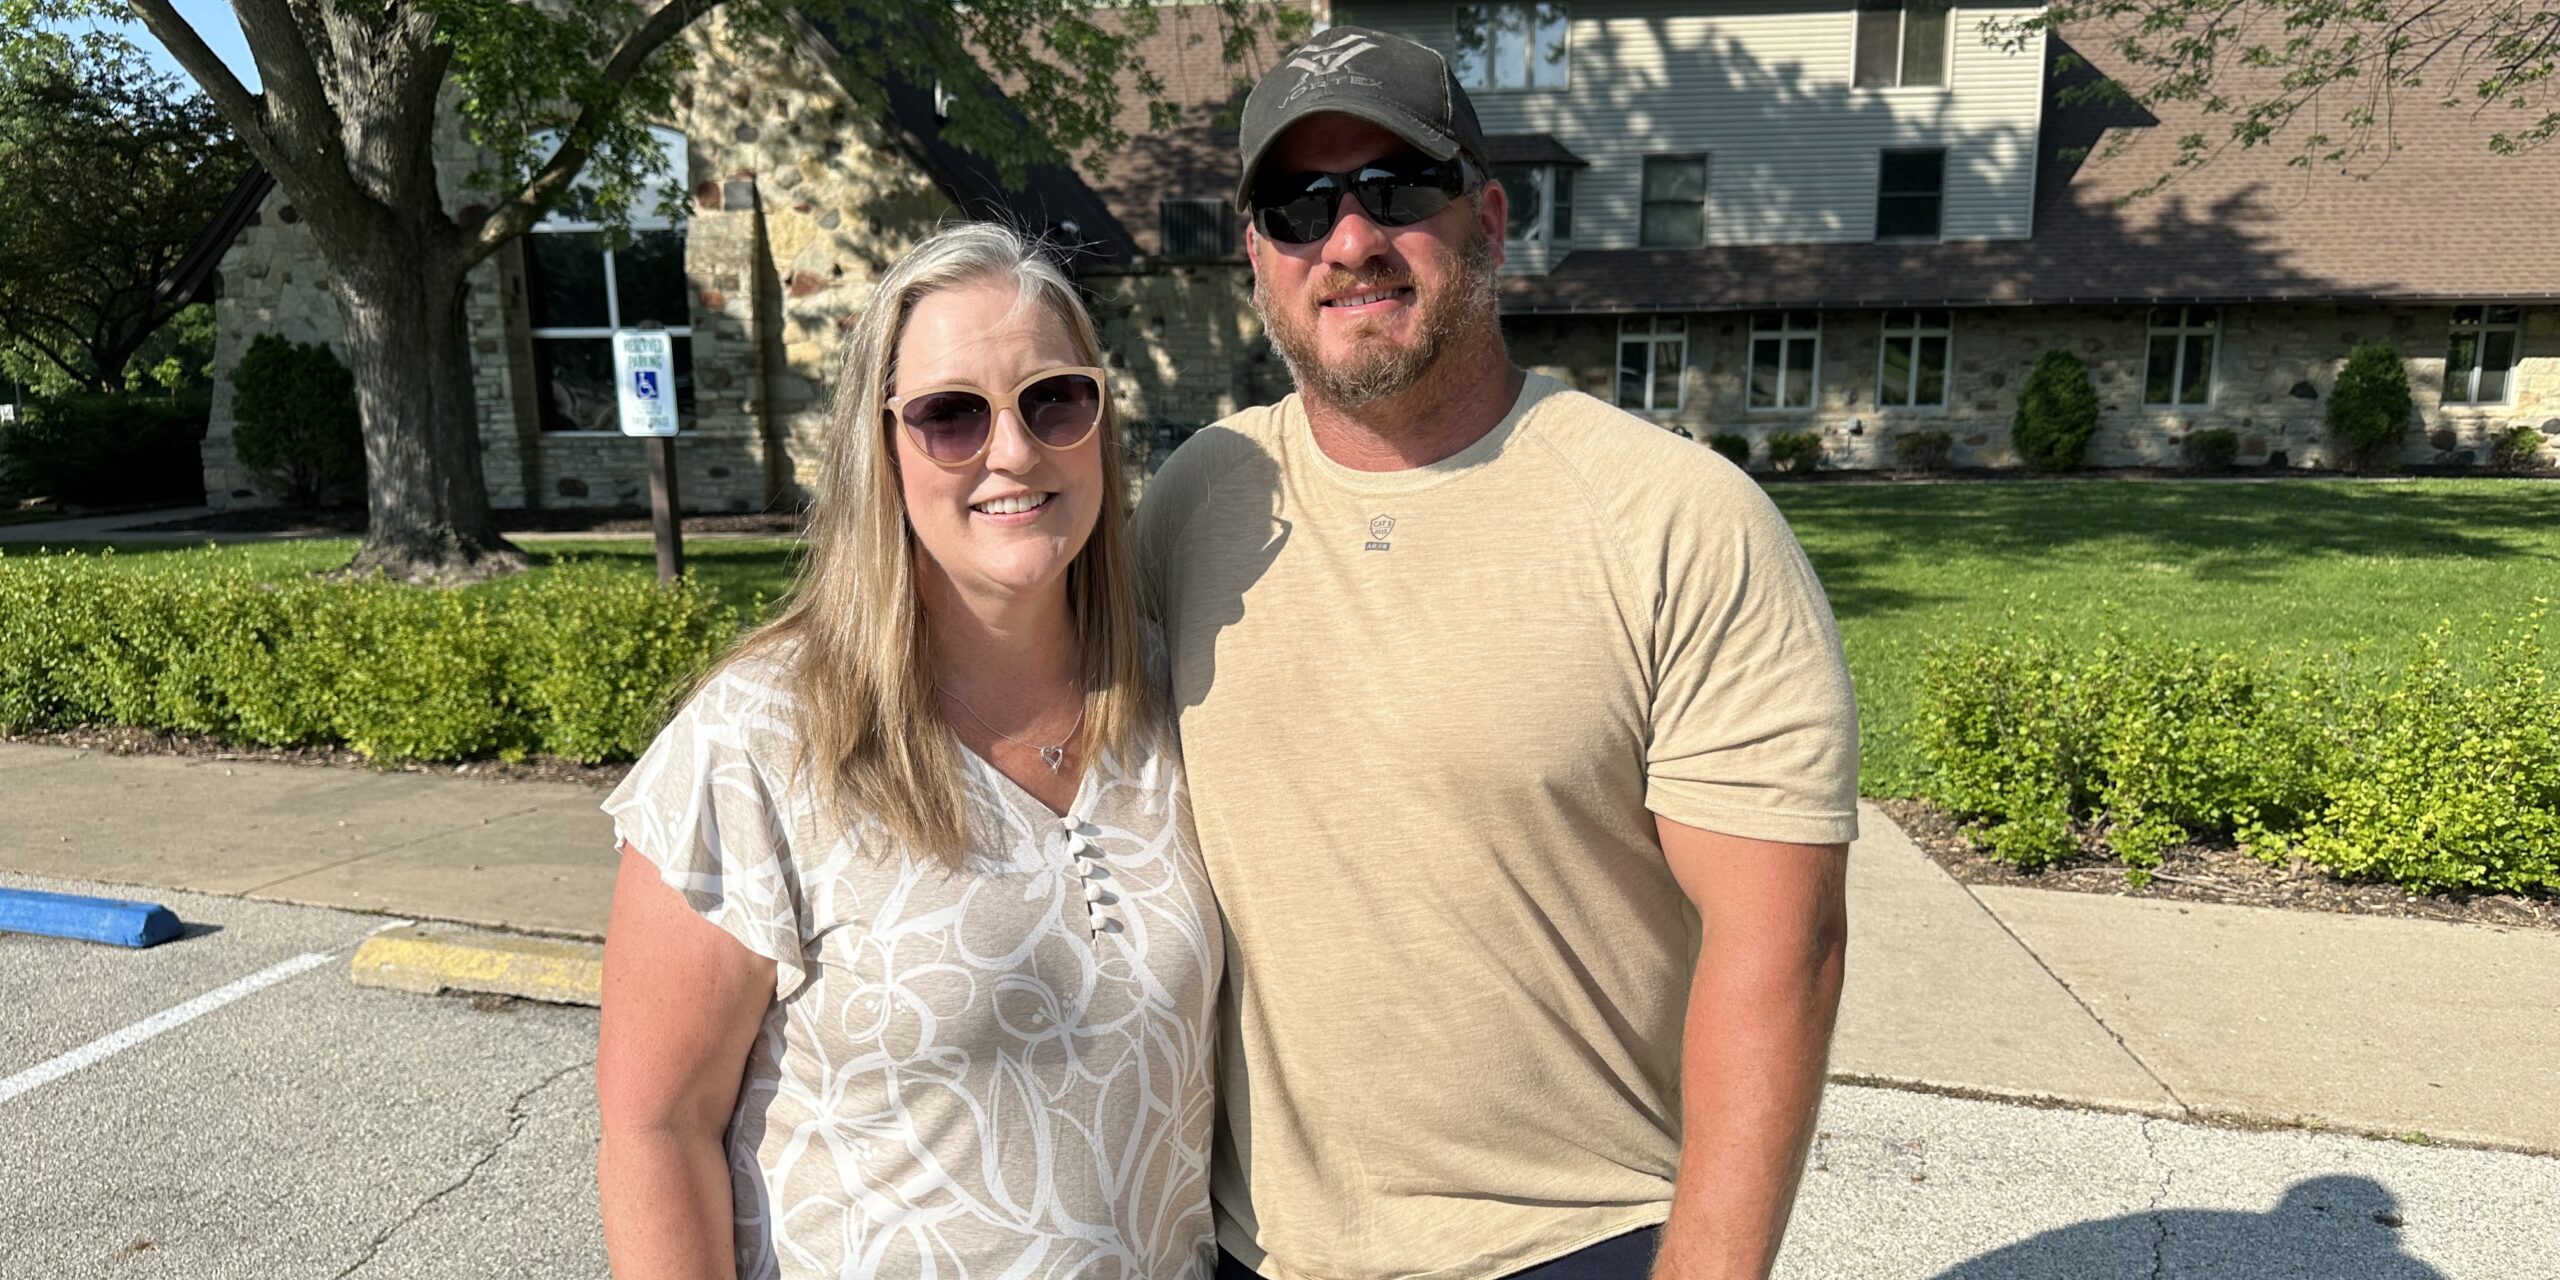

{"left": 2444, "top": 305, "right": 2524, "bottom": 406}
{"left": 1877, "top": 310, "right": 1954, "bottom": 409}
{"left": 1494, "top": 164, "right": 1573, "bottom": 251}
{"left": 1748, "top": 311, "right": 1824, "bottom": 412}
{"left": 2143, "top": 305, "right": 2220, "bottom": 408}
{"left": 1454, "top": 3, "right": 1571, "bottom": 92}
{"left": 1639, "top": 154, "right": 1709, "bottom": 249}
{"left": 1617, "top": 315, "right": 1687, "bottom": 414}
{"left": 1853, "top": 1, "right": 1954, "bottom": 91}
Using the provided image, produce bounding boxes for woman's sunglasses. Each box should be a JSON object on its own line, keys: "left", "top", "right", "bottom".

{"left": 884, "top": 366, "right": 1109, "bottom": 467}
{"left": 1247, "top": 155, "right": 1473, "bottom": 245}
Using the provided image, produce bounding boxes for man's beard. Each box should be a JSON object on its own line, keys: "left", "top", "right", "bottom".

{"left": 1254, "top": 222, "right": 1499, "bottom": 410}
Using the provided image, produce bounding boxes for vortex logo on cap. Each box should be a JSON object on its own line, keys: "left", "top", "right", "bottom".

{"left": 1288, "top": 31, "right": 1378, "bottom": 79}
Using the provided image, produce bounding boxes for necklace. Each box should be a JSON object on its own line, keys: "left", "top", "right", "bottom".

{"left": 937, "top": 683, "right": 1085, "bottom": 772}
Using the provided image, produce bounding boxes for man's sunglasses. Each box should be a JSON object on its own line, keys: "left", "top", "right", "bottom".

{"left": 884, "top": 366, "right": 1108, "bottom": 467}
{"left": 1248, "top": 156, "right": 1473, "bottom": 246}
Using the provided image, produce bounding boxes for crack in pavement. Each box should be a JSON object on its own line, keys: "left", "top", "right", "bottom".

{"left": 1952, "top": 878, "right": 2195, "bottom": 1116}
{"left": 2140, "top": 1116, "right": 2173, "bottom": 1280}
{"left": 329, "top": 1059, "right": 590, "bottom": 1279}
{"left": 242, "top": 803, "right": 553, "bottom": 895}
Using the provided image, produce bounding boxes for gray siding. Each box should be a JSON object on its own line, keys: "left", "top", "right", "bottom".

{"left": 1339, "top": 0, "right": 2046, "bottom": 250}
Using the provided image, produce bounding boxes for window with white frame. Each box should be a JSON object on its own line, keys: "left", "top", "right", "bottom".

{"left": 1879, "top": 309, "right": 1952, "bottom": 407}
{"left": 1618, "top": 316, "right": 1685, "bottom": 412}
{"left": 2444, "top": 305, "right": 2522, "bottom": 404}
{"left": 1492, "top": 163, "right": 1574, "bottom": 249}
{"left": 1875, "top": 149, "right": 1945, "bottom": 240}
{"left": 525, "top": 126, "right": 693, "bottom": 433}
{"left": 1640, "top": 156, "right": 1707, "bottom": 248}
{"left": 2143, "top": 305, "right": 2218, "bottom": 407}
{"left": 1750, "top": 311, "right": 1822, "bottom": 410}
{"left": 1455, "top": 3, "right": 1569, "bottom": 90}
{"left": 1855, "top": 0, "right": 1950, "bottom": 88}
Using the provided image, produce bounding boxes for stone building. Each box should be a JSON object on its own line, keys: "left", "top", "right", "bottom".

{"left": 1329, "top": 0, "right": 2558, "bottom": 471}
{"left": 168, "top": 8, "right": 1284, "bottom": 512}
{"left": 177, "top": 2, "right": 2557, "bottom": 501}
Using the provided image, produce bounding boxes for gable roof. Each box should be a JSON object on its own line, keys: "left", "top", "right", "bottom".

{"left": 1501, "top": 24, "right": 2560, "bottom": 313}
{"left": 794, "top": 12, "right": 1139, "bottom": 265}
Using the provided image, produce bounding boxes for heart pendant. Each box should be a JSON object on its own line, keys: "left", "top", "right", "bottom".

{"left": 1040, "top": 745, "right": 1065, "bottom": 771}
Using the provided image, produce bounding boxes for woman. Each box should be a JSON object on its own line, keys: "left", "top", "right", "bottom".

{"left": 595, "top": 222, "right": 1219, "bottom": 1280}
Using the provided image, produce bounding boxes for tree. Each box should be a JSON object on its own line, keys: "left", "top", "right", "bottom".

{"left": 0, "top": 0, "right": 1284, "bottom": 583}
{"left": 0, "top": 43, "right": 248, "bottom": 394}
{"left": 2002, "top": 0, "right": 2557, "bottom": 190}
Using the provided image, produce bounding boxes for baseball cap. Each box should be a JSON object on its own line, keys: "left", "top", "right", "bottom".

{"left": 1233, "top": 25, "right": 1490, "bottom": 210}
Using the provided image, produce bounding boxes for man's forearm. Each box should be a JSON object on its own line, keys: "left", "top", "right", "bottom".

{"left": 1650, "top": 936, "right": 1846, "bottom": 1280}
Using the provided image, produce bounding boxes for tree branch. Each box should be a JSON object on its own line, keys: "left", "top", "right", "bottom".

{"left": 227, "top": 0, "right": 351, "bottom": 173}
{"left": 118, "top": 0, "right": 271, "bottom": 165}
{"left": 463, "top": 0, "right": 730, "bottom": 266}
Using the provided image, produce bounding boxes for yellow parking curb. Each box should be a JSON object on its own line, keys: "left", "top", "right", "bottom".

{"left": 350, "top": 925, "right": 603, "bottom": 1007}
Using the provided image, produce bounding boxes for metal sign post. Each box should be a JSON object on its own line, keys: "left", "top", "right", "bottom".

{"left": 613, "top": 329, "right": 683, "bottom": 582}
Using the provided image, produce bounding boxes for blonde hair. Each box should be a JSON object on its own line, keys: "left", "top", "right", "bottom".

{"left": 713, "top": 221, "right": 1151, "bottom": 863}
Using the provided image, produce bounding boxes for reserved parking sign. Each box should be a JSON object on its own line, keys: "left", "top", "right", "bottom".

{"left": 614, "top": 330, "right": 679, "bottom": 437}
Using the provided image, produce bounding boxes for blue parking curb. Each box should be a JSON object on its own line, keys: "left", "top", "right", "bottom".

{"left": 0, "top": 887, "right": 183, "bottom": 948}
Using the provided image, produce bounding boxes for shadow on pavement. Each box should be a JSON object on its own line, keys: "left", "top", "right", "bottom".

{"left": 1932, "top": 1176, "right": 2443, "bottom": 1279}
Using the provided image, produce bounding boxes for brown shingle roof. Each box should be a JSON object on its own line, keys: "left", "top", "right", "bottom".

{"left": 1501, "top": 21, "right": 2560, "bottom": 313}
{"left": 1068, "top": 5, "right": 1298, "bottom": 256}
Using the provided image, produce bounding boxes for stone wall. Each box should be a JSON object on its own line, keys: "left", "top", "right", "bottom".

{"left": 201, "top": 11, "right": 957, "bottom": 513}
{"left": 1086, "top": 262, "right": 1289, "bottom": 482}
{"left": 1509, "top": 303, "right": 2560, "bottom": 472}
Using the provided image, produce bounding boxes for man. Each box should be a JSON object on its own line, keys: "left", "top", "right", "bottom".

{"left": 1130, "top": 25, "right": 1860, "bottom": 1280}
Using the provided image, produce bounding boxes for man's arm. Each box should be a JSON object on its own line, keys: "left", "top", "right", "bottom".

{"left": 1648, "top": 817, "right": 1849, "bottom": 1280}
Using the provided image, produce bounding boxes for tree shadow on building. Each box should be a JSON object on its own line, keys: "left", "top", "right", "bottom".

{"left": 1929, "top": 1175, "right": 2444, "bottom": 1280}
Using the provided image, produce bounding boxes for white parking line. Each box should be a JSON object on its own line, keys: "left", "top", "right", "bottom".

{"left": 0, "top": 951, "right": 333, "bottom": 1104}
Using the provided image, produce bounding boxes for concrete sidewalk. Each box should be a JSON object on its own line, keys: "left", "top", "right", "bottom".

{"left": 5, "top": 739, "right": 2556, "bottom": 1154}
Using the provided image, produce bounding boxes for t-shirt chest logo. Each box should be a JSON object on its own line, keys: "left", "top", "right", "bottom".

{"left": 1365, "top": 514, "right": 1396, "bottom": 552}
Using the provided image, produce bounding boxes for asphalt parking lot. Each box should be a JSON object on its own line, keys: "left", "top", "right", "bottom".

{"left": 6, "top": 869, "right": 2557, "bottom": 1280}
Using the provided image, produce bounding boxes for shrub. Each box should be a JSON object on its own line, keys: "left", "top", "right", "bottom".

{"left": 231, "top": 334, "right": 364, "bottom": 506}
{"left": 2489, "top": 424, "right": 2546, "bottom": 473}
{"left": 1768, "top": 432, "right": 1823, "bottom": 474}
{"left": 1707, "top": 433, "right": 1751, "bottom": 467}
{"left": 2011, "top": 350, "right": 2100, "bottom": 472}
{"left": 1893, "top": 429, "right": 1955, "bottom": 473}
{"left": 0, "top": 549, "right": 738, "bottom": 763}
{"left": 2183, "top": 428, "right": 2240, "bottom": 472}
{"left": 1914, "top": 618, "right": 2560, "bottom": 895}
{"left": 0, "top": 392, "right": 209, "bottom": 508}
{"left": 2326, "top": 341, "right": 2412, "bottom": 470}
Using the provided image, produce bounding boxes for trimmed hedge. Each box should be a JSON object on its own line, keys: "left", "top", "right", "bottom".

{"left": 1893, "top": 429, "right": 1954, "bottom": 472}
{"left": 0, "top": 392, "right": 209, "bottom": 507}
{"left": 2012, "top": 350, "right": 2100, "bottom": 472}
{"left": 0, "top": 550, "right": 738, "bottom": 762}
{"left": 1769, "top": 431, "right": 1823, "bottom": 474}
{"left": 231, "top": 335, "right": 364, "bottom": 506}
{"left": 2183, "top": 428, "right": 2240, "bottom": 472}
{"left": 1708, "top": 433, "right": 1751, "bottom": 467}
{"left": 2327, "top": 342, "right": 2412, "bottom": 470}
{"left": 1915, "top": 618, "right": 2560, "bottom": 895}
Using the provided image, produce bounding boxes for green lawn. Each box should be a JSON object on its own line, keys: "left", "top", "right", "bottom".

{"left": 23, "top": 478, "right": 2560, "bottom": 796}
{"left": 1770, "top": 478, "right": 2560, "bottom": 795}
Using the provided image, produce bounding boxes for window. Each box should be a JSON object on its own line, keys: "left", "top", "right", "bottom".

{"left": 1455, "top": 3, "right": 1569, "bottom": 90}
{"left": 1875, "top": 149, "right": 1945, "bottom": 240}
{"left": 1618, "top": 316, "right": 1686, "bottom": 412}
{"left": 1160, "top": 198, "right": 1238, "bottom": 258}
{"left": 2445, "top": 305, "right": 2523, "bottom": 404}
{"left": 1492, "top": 164, "right": 1575, "bottom": 249}
{"left": 1640, "top": 156, "right": 1707, "bottom": 248}
{"left": 526, "top": 126, "right": 693, "bottom": 433}
{"left": 2144, "top": 306, "right": 2219, "bottom": 406}
{"left": 1878, "top": 310, "right": 1952, "bottom": 407}
{"left": 1750, "top": 311, "right": 1822, "bottom": 410}
{"left": 1855, "top": 0, "right": 1950, "bottom": 88}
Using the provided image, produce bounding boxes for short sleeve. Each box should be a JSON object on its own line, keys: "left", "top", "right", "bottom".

{"left": 1643, "top": 468, "right": 1861, "bottom": 846}
{"left": 601, "top": 664, "right": 811, "bottom": 996}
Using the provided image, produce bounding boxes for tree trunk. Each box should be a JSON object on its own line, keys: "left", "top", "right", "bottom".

{"left": 326, "top": 234, "right": 527, "bottom": 585}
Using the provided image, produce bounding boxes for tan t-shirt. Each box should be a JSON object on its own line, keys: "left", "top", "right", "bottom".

{"left": 1129, "top": 374, "right": 1859, "bottom": 1280}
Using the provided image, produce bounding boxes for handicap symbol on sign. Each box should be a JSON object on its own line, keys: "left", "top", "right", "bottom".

{"left": 634, "top": 371, "right": 660, "bottom": 400}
